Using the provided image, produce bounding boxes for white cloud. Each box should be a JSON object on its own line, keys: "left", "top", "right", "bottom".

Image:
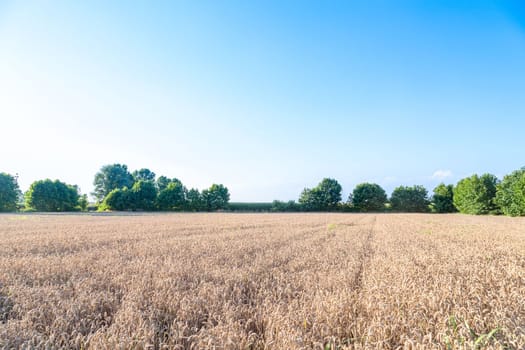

{"left": 431, "top": 170, "right": 453, "bottom": 180}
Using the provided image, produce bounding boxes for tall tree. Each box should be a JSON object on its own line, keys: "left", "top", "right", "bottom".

{"left": 495, "top": 169, "right": 525, "bottom": 216}
{"left": 186, "top": 188, "right": 204, "bottom": 211}
{"left": 298, "top": 178, "right": 342, "bottom": 211}
{"left": 157, "top": 182, "right": 186, "bottom": 210}
{"left": 202, "top": 184, "right": 230, "bottom": 211}
{"left": 431, "top": 183, "right": 456, "bottom": 213}
{"left": 26, "top": 179, "right": 80, "bottom": 212}
{"left": 92, "top": 164, "right": 134, "bottom": 202}
{"left": 0, "top": 172, "right": 21, "bottom": 212}
{"left": 130, "top": 180, "right": 157, "bottom": 210}
{"left": 351, "top": 183, "right": 387, "bottom": 212}
{"left": 316, "top": 178, "right": 342, "bottom": 210}
{"left": 454, "top": 174, "right": 499, "bottom": 215}
{"left": 298, "top": 188, "right": 321, "bottom": 211}
{"left": 390, "top": 185, "right": 429, "bottom": 212}
{"left": 132, "top": 168, "right": 156, "bottom": 182}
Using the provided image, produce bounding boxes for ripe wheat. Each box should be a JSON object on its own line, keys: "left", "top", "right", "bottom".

{"left": 0, "top": 213, "right": 524, "bottom": 349}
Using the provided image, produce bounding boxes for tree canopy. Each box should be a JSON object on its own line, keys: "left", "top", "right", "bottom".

{"left": 92, "top": 164, "right": 134, "bottom": 202}
{"left": 431, "top": 183, "right": 456, "bottom": 213}
{"left": 130, "top": 180, "right": 157, "bottom": 210}
{"left": 351, "top": 183, "right": 387, "bottom": 212}
{"left": 453, "top": 174, "right": 499, "bottom": 215}
{"left": 0, "top": 172, "right": 21, "bottom": 212}
{"left": 186, "top": 188, "right": 205, "bottom": 211}
{"left": 10, "top": 163, "right": 525, "bottom": 216}
{"left": 202, "top": 184, "right": 230, "bottom": 211}
{"left": 25, "top": 179, "right": 81, "bottom": 212}
{"left": 132, "top": 168, "right": 156, "bottom": 182}
{"left": 298, "top": 178, "right": 342, "bottom": 211}
{"left": 495, "top": 169, "right": 525, "bottom": 216}
{"left": 390, "top": 185, "right": 429, "bottom": 212}
{"left": 157, "top": 181, "right": 187, "bottom": 210}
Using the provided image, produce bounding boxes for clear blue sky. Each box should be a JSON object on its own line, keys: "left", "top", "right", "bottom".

{"left": 1, "top": 0, "right": 524, "bottom": 201}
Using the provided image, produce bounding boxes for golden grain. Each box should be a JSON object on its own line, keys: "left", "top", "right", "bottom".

{"left": 0, "top": 213, "right": 523, "bottom": 349}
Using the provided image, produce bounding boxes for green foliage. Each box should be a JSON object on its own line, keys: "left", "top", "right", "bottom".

{"left": 202, "top": 184, "right": 230, "bottom": 211}
{"left": 92, "top": 164, "right": 134, "bottom": 202}
{"left": 298, "top": 178, "right": 342, "bottom": 211}
{"left": 25, "top": 179, "right": 80, "bottom": 212}
{"left": 157, "top": 182, "right": 186, "bottom": 210}
{"left": 102, "top": 187, "right": 131, "bottom": 211}
{"left": 298, "top": 188, "right": 319, "bottom": 211}
{"left": 78, "top": 194, "right": 89, "bottom": 211}
{"left": 431, "top": 183, "right": 456, "bottom": 213}
{"left": 186, "top": 188, "right": 205, "bottom": 211}
{"left": 228, "top": 202, "right": 274, "bottom": 212}
{"left": 454, "top": 174, "right": 499, "bottom": 215}
{"left": 156, "top": 176, "right": 182, "bottom": 192}
{"left": 495, "top": 169, "right": 525, "bottom": 216}
{"left": 271, "top": 200, "right": 300, "bottom": 212}
{"left": 0, "top": 172, "right": 21, "bottom": 212}
{"left": 132, "top": 168, "right": 156, "bottom": 182}
{"left": 351, "top": 183, "right": 387, "bottom": 212}
{"left": 390, "top": 185, "right": 429, "bottom": 212}
{"left": 130, "top": 180, "right": 157, "bottom": 210}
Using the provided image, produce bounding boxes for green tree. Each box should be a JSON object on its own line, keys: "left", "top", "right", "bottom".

{"left": 390, "top": 185, "right": 429, "bottom": 212}
{"left": 102, "top": 187, "right": 131, "bottom": 211}
{"left": 298, "top": 188, "right": 321, "bottom": 211}
{"left": 316, "top": 178, "right": 342, "bottom": 210}
{"left": 186, "top": 188, "right": 204, "bottom": 211}
{"left": 351, "top": 183, "right": 387, "bottom": 212}
{"left": 132, "top": 168, "right": 156, "bottom": 182}
{"left": 298, "top": 178, "right": 342, "bottom": 211}
{"left": 495, "top": 169, "right": 525, "bottom": 216}
{"left": 130, "top": 180, "right": 157, "bottom": 210}
{"left": 156, "top": 176, "right": 183, "bottom": 192}
{"left": 26, "top": 179, "right": 80, "bottom": 212}
{"left": 157, "top": 182, "right": 186, "bottom": 210}
{"left": 431, "top": 183, "right": 456, "bottom": 213}
{"left": 454, "top": 174, "right": 499, "bottom": 215}
{"left": 78, "top": 194, "right": 89, "bottom": 211}
{"left": 92, "top": 164, "right": 134, "bottom": 202}
{"left": 202, "top": 184, "right": 230, "bottom": 211}
{"left": 0, "top": 172, "right": 21, "bottom": 212}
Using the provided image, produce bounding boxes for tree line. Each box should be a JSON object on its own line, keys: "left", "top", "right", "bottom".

{"left": 286, "top": 168, "right": 525, "bottom": 216}
{"left": 1, "top": 166, "right": 525, "bottom": 216}
{"left": 0, "top": 164, "right": 230, "bottom": 212}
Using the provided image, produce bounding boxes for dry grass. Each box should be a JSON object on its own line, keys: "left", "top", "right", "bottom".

{"left": 0, "top": 213, "right": 524, "bottom": 349}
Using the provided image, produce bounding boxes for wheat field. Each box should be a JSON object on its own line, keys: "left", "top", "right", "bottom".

{"left": 0, "top": 213, "right": 524, "bottom": 349}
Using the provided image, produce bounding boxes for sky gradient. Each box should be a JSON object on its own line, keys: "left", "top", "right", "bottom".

{"left": 1, "top": 0, "right": 525, "bottom": 201}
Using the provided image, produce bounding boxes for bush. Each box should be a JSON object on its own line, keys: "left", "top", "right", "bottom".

{"left": 271, "top": 200, "right": 301, "bottom": 212}
{"left": 101, "top": 187, "right": 131, "bottom": 211}
{"left": 228, "top": 202, "right": 273, "bottom": 212}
